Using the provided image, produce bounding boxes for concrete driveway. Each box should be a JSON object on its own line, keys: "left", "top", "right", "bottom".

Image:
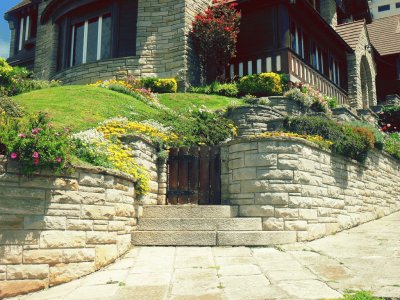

{"left": 10, "top": 212, "right": 400, "bottom": 300}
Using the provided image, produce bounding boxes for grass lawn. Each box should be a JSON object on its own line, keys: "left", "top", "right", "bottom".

{"left": 12, "top": 85, "right": 243, "bottom": 132}
{"left": 159, "top": 93, "right": 243, "bottom": 112}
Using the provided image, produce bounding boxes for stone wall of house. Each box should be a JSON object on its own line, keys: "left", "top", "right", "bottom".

{"left": 346, "top": 24, "right": 377, "bottom": 109}
{"left": 221, "top": 138, "right": 400, "bottom": 242}
{"left": 33, "top": 0, "right": 210, "bottom": 86}
{"left": 0, "top": 157, "right": 136, "bottom": 299}
{"left": 320, "top": 0, "right": 338, "bottom": 30}
{"left": 121, "top": 135, "right": 167, "bottom": 206}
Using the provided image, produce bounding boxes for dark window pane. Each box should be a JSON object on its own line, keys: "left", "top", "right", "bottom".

{"left": 87, "top": 18, "right": 99, "bottom": 62}
{"left": 101, "top": 14, "right": 111, "bottom": 59}
{"left": 378, "top": 4, "right": 390, "bottom": 12}
{"left": 396, "top": 2, "right": 400, "bottom": 8}
{"left": 73, "top": 22, "right": 84, "bottom": 66}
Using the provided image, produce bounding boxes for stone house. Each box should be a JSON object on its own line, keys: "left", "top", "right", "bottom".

{"left": 3, "top": 0, "right": 385, "bottom": 108}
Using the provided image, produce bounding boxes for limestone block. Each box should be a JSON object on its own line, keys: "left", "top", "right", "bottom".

{"left": 24, "top": 216, "right": 66, "bottom": 230}
{"left": 0, "top": 280, "right": 47, "bottom": 299}
{"left": 229, "top": 142, "right": 257, "bottom": 153}
{"left": 299, "top": 209, "right": 318, "bottom": 220}
{"left": 269, "top": 184, "right": 301, "bottom": 193}
{"left": 50, "top": 190, "right": 106, "bottom": 205}
{"left": 239, "top": 205, "right": 274, "bottom": 217}
{"left": 262, "top": 218, "right": 284, "bottom": 231}
{"left": 67, "top": 219, "right": 93, "bottom": 231}
{"left": 0, "top": 230, "right": 40, "bottom": 246}
{"left": 115, "top": 203, "right": 135, "bottom": 217}
{"left": 0, "top": 266, "right": 5, "bottom": 280}
{"left": 87, "top": 232, "right": 117, "bottom": 244}
{"left": 0, "top": 215, "right": 24, "bottom": 229}
{"left": 240, "top": 180, "right": 269, "bottom": 193}
{"left": 0, "top": 187, "right": 45, "bottom": 199}
{"left": 40, "top": 231, "right": 86, "bottom": 248}
{"left": 79, "top": 173, "right": 114, "bottom": 188}
{"left": 7, "top": 264, "right": 48, "bottom": 280}
{"left": 0, "top": 198, "right": 45, "bottom": 215}
{"left": 284, "top": 220, "right": 308, "bottom": 231}
{"left": 245, "top": 153, "right": 277, "bottom": 167}
{"left": 108, "top": 221, "right": 126, "bottom": 231}
{"left": 23, "top": 249, "right": 63, "bottom": 264}
{"left": 257, "top": 169, "right": 293, "bottom": 181}
{"left": 0, "top": 245, "right": 23, "bottom": 264}
{"left": 275, "top": 208, "right": 299, "bottom": 219}
{"left": 116, "top": 234, "right": 131, "bottom": 256}
{"left": 49, "top": 262, "right": 95, "bottom": 286}
{"left": 255, "top": 193, "right": 288, "bottom": 205}
{"left": 81, "top": 205, "right": 115, "bottom": 220}
{"left": 297, "top": 224, "right": 326, "bottom": 242}
{"left": 63, "top": 248, "right": 95, "bottom": 263}
{"left": 232, "top": 168, "right": 257, "bottom": 181}
{"left": 95, "top": 244, "right": 118, "bottom": 270}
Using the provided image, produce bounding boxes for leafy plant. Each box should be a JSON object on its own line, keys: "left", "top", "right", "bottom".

{"left": 379, "top": 106, "right": 400, "bottom": 133}
{"left": 189, "top": 81, "right": 239, "bottom": 97}
{"left": 284, "top": 88, "right": 313, "bottom": 107}
{"left": 237, "top": 72, "right": 283, "bottom": 97}
{"left": 384, "top": 133, "right": 400, "bottom": 159}
{"left": 341, "top": 291, "right": 382, "bottom": 300}
{"left": 347, "top": 121, "right": 385, "bottom": 150}
{"left": 191, "top": 0, "right": 241, "bottom": 82}
{"left": 141, "top": 78, "right": 178, "bottom": 93}
{"left": 0, "top": 96, "right": 23, "bottom": 117}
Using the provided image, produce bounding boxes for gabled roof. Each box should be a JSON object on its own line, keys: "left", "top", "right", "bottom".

{"left": 335, "top": 20, "right": 366, "bottom": 51}
{"left": 367, "top": 15, "right": 400, "bottom": 56}
{"left": 6, "top": 0, "right": 32, "bottom": 14}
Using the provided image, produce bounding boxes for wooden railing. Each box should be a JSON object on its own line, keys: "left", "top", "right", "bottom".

{"left": 228, "top": 48, "right": 349, "bottom": 106}
{"left": 287, "top": 50, "right": 348, "bottom": 106}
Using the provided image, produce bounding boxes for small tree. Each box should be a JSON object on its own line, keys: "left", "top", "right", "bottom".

{"left": 191, "top": 0, "right": 241, "bottom": 83}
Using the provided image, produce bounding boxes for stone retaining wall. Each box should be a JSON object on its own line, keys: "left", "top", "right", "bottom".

{"left": 0, "top": 157, "right": 136, "bottom": 299}
{"left": 221, "top": 138, "right": 400, "bottom": 242}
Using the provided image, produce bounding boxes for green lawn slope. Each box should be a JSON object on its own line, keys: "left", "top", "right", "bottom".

{"left": 13, "top": 85, "right": 241, "bottom": 132}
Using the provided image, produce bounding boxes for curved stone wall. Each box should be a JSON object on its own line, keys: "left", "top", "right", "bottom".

{"left": 221, "top": 137, "right": 400, "bottom": 242}
{"left": 0, "top": 157, "right": 136, "bottom": 299}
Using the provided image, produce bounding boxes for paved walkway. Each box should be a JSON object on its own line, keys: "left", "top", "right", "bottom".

{"left": 11, "top": 212, "right": 400, "bottom": 300}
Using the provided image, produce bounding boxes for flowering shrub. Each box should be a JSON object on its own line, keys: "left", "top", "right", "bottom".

{"left": 141, "top": 78, "right": 178, "bottom": 93}
{"left": 191, "top": 0, "right": 241, "bottom": 81}
{"left": 237, "top": 72, "right": 283, "bottom": 97}
{"left": 284, "top": 88, "right": 313, "bottom": 108}
{"left": 291, "top": 82, "right": 333, "bottom": 115}
{"left": 253, "top": 131, "right": 333, "bottom": 150}
{"left": 379, "top": 106, "right": 400, "bottom": 133}
{"left": 2, "top": 113, "right": 72, "bottom": 174}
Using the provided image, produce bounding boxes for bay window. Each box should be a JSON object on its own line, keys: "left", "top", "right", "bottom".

{"left": 291, "top": 23, "right": 305, "bottom": 59}
{"left": 15, "top": 10, "right": 37, "bottom": 53}
{"left": 70, "top": 13, "right": 111, "bottom": 67}
{"left": 330, "top": 57, "right": 340, "bottom": 86}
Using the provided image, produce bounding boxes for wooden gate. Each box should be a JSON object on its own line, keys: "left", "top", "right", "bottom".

{"left": 167, "top": 146, "right": 221, "bottom": 205}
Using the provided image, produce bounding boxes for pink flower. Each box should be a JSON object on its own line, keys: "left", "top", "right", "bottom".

{"left": 32, "top": 128, "right": 40, "bottom": 135}
{"left": 32, "top": 151, "right": 39, "bottom": 159}
{"left": 10, "top": 153, "right": 18, "bottom": 159}
{"left": 56, "top": 157, "right": 62, "bottom": 163}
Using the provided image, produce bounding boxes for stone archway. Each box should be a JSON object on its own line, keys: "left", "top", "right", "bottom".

{"left": 360, "top": 55, "right": 374, "bottom": 108}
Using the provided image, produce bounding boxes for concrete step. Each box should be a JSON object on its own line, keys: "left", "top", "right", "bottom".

{"left": 131, "top": 230, "right": 297, "bottom": 246}
{"left": 141, "top": 205, "right": 238, "bottom": 219}
{"left": 138, "top": 218, "right": 262, "bottom": 231}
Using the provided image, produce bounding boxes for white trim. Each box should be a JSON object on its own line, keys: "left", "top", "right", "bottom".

{"left": 266, "top": 57, "right": 272, "bottom": 72}
{"left": 25, "top": 16, "right": 30, "bottom": 41}
{"left": 70, "top": 25, "right": 75, "bottom": 67}
{"left": 82, "top": 21, "right": 88, "bottom": 64}
{"left": 97, "top": 16, "right": 103, "bottom": 60}
{"left": 247, "top": 61, "right": 253, "bottom": 75}
{"left": 257, "top": 59, "right": 262, "bottom": 74}
{"left": 276, "top": 55, "right": 281, "bottom": 72}
{"left": 295, "top": 27, "right": 299, "bottom": 55}
{"left": 230, "top": 64, "right": 234, "bottom": 79}
{"left": 18, "top": 17, "right": 24, "bottom": 51}
{"left": 238, "top": 62, "right": 243, "bottom": 77}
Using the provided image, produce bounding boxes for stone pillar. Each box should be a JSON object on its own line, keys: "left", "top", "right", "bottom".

{"left": 320, "top": 0, "right": 338, "bottom": 30}
{"left": 34, "top": 1, "right": 59, "bottom": 80}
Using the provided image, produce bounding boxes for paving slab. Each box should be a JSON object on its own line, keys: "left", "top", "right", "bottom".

{"left": 9, "top": 212, "right": 400, "bottom": 300}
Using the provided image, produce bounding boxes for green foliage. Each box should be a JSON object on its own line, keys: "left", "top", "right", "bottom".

{"left": 141, "top": 78, "right": 178, "bottom": 93}
{"left": 11, "top": 79, "right": 61, "bottom": 96}
{"left": 347, "top": 121, "right": 385, "bottom": 150}
{"left": 72, "top": 139, "right": 113, "bottom": 169}
{"left": 284, "top": 88, "right": 312, "bottom": 107}
{"left": 2, "top": 113, "right": 72, "bottom": 174}
{"left": 0, "top": 96, "right": 23, "bottom": 117}
{"left": 341, "top": 291, "right": 382, "bottom": 300}
{"left": 189, "top": 81, "right": 239, "bottom": 98}
{"left": 384, "top": 133, "right": 400, "bottom": 159}
{"left": 237, "top": 72, "right": 283, "bottom": 97}
{"left": 379, "top": 106, "right": 400, "bottom": 133}
{"left": 284, "top": 116, "right": 374, "bottom": 162}
{"left": 327, "top": 96, "right": 338, "bottom": 109}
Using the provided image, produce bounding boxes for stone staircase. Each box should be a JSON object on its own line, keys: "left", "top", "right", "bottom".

{"left": 131, "top": 205, "right": 297, "bottom": 246}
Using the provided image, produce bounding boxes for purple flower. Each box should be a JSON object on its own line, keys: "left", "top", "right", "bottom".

{"left": 10, "top": 153, "right": 18, "bottom": 159}
{"left": 32, "top": 151, "right": 39, "bottom": 159}
{"left": 32, "top": 128, "right": 40, "bottom": 135}
{"left": 56, "top": 157, "right": 62, "bottom": 163}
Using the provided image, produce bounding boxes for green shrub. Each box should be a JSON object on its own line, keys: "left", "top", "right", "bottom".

{"left": 0, "top": 97, "right": 23, "bottom": 117}
{"left": 141, "top": 78, "right": 178, "bottom": 93}
{"left": 342, "top": 291, "right": 383, "bottom": 300}
{"left": 347, "top": 121, "right": 385, "bottom": 150}
{"left": 10, "top": 79, "right": 61, "bottom": 96}
{"left": 72, "top": 139, "right": 113, "bottom": 169}
{"left": 284, "top": 116, "right": 373, "bottom": 162}
{"left": 384, "top": 133, "right": 400, "bottom": 159}
{"left": 327, "top": 96, "right": 338, "bottom": 109}
{"left": 237, "top": 72, "right": 283, "bottom": 97}
{"left": 3, "top": 113, "right": 72, "bottom": 174}
{"left": 189, "top": 81, "right": 239, "bottom": 97}
{"left": 284, "top": 88, "right": 312, "bottom": 107}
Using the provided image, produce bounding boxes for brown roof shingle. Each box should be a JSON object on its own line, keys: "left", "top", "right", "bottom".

{"left": 335, "top": 20, "right": 366, "bottom": 51}
{"left": 6, "top": 0, "right": 32, "bottom": 14}
{"left": 367, "top": 15, "right": 400, "bottom": 56}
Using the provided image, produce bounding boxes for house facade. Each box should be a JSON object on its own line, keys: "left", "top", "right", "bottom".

{"left": 369, "top": 0, "right": 400, "bottom": 19}
{"left": 4, "top": 0, "right": 380, "bottom": 109}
